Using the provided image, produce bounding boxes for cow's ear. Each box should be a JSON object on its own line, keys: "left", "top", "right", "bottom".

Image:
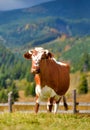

{"left": 23, "top": 52, "right": 32, "bottom": 59}
{"left": 47, "top": 52, "right": 53, "bottom": 58}
{"left": 41, "top": 50, "right": 54, "bottom": 59}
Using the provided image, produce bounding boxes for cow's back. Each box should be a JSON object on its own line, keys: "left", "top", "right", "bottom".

{"left": 39, "top": 59, "right": 70, "bottom": 96}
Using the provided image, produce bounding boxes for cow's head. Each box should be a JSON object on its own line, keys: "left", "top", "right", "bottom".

{"left": 24, "top": 47, "right": 53, "bottom": 74}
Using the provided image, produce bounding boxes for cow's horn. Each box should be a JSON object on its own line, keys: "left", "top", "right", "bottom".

{"left": 28, "top": 50, "right": 33, "bottom": 54}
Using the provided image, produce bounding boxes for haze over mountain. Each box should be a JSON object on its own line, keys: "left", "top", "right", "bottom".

{"left": 0, "top": 0, "right": 52, "bottom": 11}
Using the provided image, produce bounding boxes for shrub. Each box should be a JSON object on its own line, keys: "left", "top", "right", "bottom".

{"left": 0, "top": 89, "right": 8, "bottom": 103}
{"left": 78, "top": 73, "right": 88, "bottom": 94}
{"left": 25, "top": 82, "right": 35, "bottom": 97}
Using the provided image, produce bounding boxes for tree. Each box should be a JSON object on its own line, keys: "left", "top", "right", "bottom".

{"left": 81, "top": 52, "right": 90, "bottom": 72}
{"left": 0, "top": 74, "right": 7, "bottom": 88}
{"left": 25, "top": 72, "right": 34, "bottom": 82}
{"left": 78, "top": 73, "right": 88, "bottom": 94}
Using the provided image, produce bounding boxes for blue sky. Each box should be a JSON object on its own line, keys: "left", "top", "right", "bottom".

{"left": 0, "top": 0, "right": 53, "bottom": 11}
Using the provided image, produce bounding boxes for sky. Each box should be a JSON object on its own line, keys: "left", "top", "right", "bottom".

{"left": 0, "top": 0, "right": 53, "bottom": 11}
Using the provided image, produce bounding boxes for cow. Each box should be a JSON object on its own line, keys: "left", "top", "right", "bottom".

{"left": 24, "top": 47, "right": 70, "bottom": 113}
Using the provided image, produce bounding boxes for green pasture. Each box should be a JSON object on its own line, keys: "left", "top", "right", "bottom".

{"left": 0, "top": 112, "right": 90, "bottom": 130}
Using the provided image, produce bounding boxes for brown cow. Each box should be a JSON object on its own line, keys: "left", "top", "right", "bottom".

{"left": 24, "top": 47, "right": 70, "bottom": 113}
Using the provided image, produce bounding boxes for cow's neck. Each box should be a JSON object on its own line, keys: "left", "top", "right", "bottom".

{"left": 39, "top": 59, "right": 57, "bottom": 89}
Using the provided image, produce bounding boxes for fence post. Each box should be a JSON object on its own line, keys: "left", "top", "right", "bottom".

{"left": 72, "top": 89, "right": 79, "bottom": 114}
{"left": 8, "top": 91, "right": 13, "bottom": 113}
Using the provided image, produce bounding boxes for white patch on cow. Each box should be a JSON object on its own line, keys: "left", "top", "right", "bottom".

{"left": 40, "top": 86, "right": 60, "bottom": 101}
{"left": 53, "top": 58, "right": 67, "bottom": 66}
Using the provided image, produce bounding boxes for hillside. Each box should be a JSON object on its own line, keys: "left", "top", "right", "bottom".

{"left": 0, "top": 43, "right": 31, "bottom": 89}
{"left": 0, "top": 0, "right": 90, "bottom": 48}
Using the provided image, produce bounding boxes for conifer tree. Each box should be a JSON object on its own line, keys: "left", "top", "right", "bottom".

{"left": 78, "top": 74, "right": 88, "bottom": 94}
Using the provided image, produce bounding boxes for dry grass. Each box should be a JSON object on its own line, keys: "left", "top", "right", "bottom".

{"left": 0, "top": 113, "right": 90, "bottom": 130}
{"left": 18, "top": 91, "right": 35, "bottom": 102}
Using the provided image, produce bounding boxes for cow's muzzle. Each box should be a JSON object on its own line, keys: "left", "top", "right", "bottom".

{"left": 31, "top": 68, "right": 40, "bottom": 74}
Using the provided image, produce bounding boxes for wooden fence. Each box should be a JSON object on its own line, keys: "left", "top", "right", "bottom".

{"left": 0, "top": 90, "right": 90, "bottom": 114}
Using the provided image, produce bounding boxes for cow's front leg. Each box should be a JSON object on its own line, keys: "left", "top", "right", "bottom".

{"left": 35, "top": 95, "right": 40, "bottom": 113}
{"left": 35, "top": 85, "right": 41, "bottom": 113}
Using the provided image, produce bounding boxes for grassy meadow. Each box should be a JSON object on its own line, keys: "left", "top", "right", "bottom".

{"left": 0, "top": 112, "right": 90, "bottom": 130}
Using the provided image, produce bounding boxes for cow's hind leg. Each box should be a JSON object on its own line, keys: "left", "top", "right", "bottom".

{"left": 63, "top": 96, "right": 68, "bottom": 110}
{"left": 47, "top": 97, "right": 54, "bottom": 112}
{"left": 53, "top": 97, "right": 62, "bottom": 114}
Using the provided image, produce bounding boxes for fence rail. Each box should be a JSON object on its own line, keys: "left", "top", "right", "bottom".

{"left": 1, "top": 102, "right": 90, "bottom": 107}
{"left": 0, "top": 90, "right": 90, "bottom": 114}
{"left": 0, "top": 101, "right": 90, "bottom": 113}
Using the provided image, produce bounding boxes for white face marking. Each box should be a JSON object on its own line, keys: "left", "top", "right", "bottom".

{"left": 30, "top": 47, "right": 45, "bottom": 73}
{"left": 28, "top": 47, "right": 51, "bottom": 73}
{"left": 32, "top": 50, "right": 44, "bottom": 66}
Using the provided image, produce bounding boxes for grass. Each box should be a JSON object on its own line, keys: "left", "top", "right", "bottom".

{"left": 0, "top": 112, "right": 90, "bottom": 130}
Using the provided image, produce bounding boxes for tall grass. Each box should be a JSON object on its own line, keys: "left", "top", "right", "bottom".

{"left": 0, "top": 112, "right": 90, "bottom": 130}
